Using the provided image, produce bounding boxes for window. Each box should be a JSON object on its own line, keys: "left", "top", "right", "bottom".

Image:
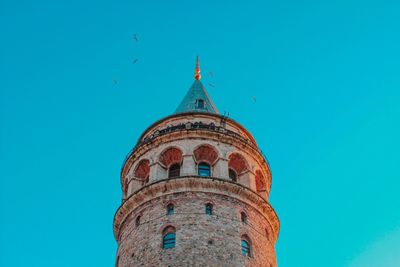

{"left": 163, "top": 233, "right": 176, "bottom": 249}
{"left": 229, "top": 169, "right": 237, "bottom": 182}
{"left": 198, "top": 162, "right": 211, "bottom": 177}
{"left": 168, "top": 163, "right": 181, "bottom": 178}
{"left": 135, "top": 215, "right": 141, "bottom": 227}
{"left": 196, "top": 99, "right": 205, "bottom": 109}
{"left": 241, "top": 212, "right": 248, "bottom": 224}
{"left": 205, "top": 203, "right": 213, "bottom": 215}
{"left": 241, "top": 239, "right": 251, "bottom": 257}
{"left": 162, "top": 227, "right": 176, "bottom": 249}
{"left": 167, "top": 204, "right": 174, "bottom": 215}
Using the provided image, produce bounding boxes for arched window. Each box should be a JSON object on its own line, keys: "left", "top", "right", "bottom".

{"left": 241, "top": 239, "right": 251, "bottom": 257}
{"left": 241, "top": 212, "right": 248, "bottom": 224}
{"left": 228, "top": 153, "right": 248, "bottom": 176}
{"left": 160, "top": 147, "right": 183, "bottom": 178}
{"left": 135, "top": 215, "right": 141, "bottom": 227}
{"left": 205, "top": 203, "right": 213, "bottom": 215}
{"left": 162, "top": 227, "right": 176, "bottom": 249}
{"left": 198, "top": 162, "right": 211, "bottom": 177}
{"left": 168, "top": 163, "right": 181, "bottom": 178}
{"left": 193, "top": 145, "right": 219, "bottom": 166}
{"left": 229, "top": 169, "right": 237, "bottom": 182}
{"left": 166, "top": 204, "right": 174, "bottom": 215}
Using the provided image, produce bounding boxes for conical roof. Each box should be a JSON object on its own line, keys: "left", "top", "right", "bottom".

{"left": 174, "top": 80, "right": 218, "bottom": 114}
{"left": 174, "top": 57, "right": 218, "bottom": 114}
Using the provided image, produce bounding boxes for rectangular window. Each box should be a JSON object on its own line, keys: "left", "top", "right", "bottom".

{"left": 198, "top": 163, "right": 211, "bottom": 177}
{"left": 167, "top": 205, "right": 174, "bottom": 215}
{"left": 205, "top": 204, "right": 213, "bottom": 215}
{"left": 163, "top": 233, "right": 176, "bottom": 249}
{"left": 241, "top": 240, "right": 251, "bottom": 256}
{"left": 196, "top": 99, "right": 205, "bottom": 109}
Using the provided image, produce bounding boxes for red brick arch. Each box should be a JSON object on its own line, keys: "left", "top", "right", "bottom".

{"left": 159, "top": 147, "right": 183, "bottom": 167}
{"left": 134, "top": 159, "right": 150, "bottom": 181}
{"left": 193, "top": 145, "right": 219, "bottom": 165}
{"left": 161, "top": 224, "right": 176, "bottom": 235}
{"left": 255, "top": 170, "right": 267, "bottom": 191}
{"left": 228, "top": 153, "right": 248, "bottom": 174}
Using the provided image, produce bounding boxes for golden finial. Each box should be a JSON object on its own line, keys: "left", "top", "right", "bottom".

{"left": 194, "top": 56, "right": 201, "bottom": 80}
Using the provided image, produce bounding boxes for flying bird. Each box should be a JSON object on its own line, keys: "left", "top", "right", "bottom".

{"left": 208, "top": 83, "right": 215, "bottom": 88}
{"left": 113, "top": 79, "right": 118, "bottom": 85}
{"left": 133, "top": 34, "right": 138, "bottom": 42}
{"left": 133, "top": 58, "right": 139, "bottom": 64}
{"left": 252, "top": 96, "right": 257, "bottom": 102}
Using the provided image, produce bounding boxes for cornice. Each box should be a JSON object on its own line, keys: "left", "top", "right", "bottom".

{"left": 113, "top": 176, "right": 280, "bottom": 243}
{"left": 136, "top": 112, "right": 257, "bottom": 146}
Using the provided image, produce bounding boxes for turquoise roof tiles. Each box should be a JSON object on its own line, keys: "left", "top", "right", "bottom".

{"left": 174, "top": 80, "right": 219, "bottom": 114}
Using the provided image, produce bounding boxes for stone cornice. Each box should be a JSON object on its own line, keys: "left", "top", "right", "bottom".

{"left": 136, "top": 112, "right": 257, "bottom": 146}
{"left": 113, "top": 176, "right": 280, "bottom": 243}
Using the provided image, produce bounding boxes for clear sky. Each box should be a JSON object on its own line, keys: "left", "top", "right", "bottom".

{"left": 1, "top": 1, "right": 399, "bottom": 266}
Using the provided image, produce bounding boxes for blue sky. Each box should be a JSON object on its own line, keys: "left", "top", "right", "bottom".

{"left": 1, "top": 1, "right": 399, "bottom": 266}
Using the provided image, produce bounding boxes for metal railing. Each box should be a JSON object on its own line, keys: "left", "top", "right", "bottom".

{"left": 121, "top": 121, "right": 271, "bottom": 175}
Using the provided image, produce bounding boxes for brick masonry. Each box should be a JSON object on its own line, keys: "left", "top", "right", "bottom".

{"left": 117, "top": 190, "right": 277, "bottom": 267}
{"left": 114, "top": 113, "right": 279, "bottom": 267}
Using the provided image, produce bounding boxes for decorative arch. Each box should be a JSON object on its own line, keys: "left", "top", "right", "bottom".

{"left": 162, "top": 225, "right": 176, "bottom": 234}
{"left": 193, "top": 144, "right": 219, "bottom": 165}
{"left": 255, "top": 170, "right": 267, "bottom": 192}
{"left": 228, "top": 153, "right": 249, "bottom": 175}
{"left": 134, "top": 159, "right": 150, "bottom": 183}
{"left": 159, "top": 147, "right": 183, "bottom": 167}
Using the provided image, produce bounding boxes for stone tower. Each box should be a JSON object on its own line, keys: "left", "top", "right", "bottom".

{"left": 113, "top": 58, "right": 280, "bottom": 267}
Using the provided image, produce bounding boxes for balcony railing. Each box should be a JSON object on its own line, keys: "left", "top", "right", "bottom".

{"left": 122, "top": 121, "right": 271, "bottom": 174}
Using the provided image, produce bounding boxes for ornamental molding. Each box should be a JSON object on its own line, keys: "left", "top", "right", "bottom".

{"left": 113, "top": 176, "right": 280, "bottom": 243}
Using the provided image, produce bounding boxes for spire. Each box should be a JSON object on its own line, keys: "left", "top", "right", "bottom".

{"left": 174, "top": 58, "right": 218, "bottom": 115}
{"left": 194, "top": 56, "right": 201, "bottom": 80}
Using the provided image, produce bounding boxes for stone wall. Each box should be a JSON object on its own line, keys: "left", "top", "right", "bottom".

{"left": 116, "top": 190, "right": 277, "bottom": 267}
{"left": 114, "top": 113, "right": 279, "bottom": 267}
